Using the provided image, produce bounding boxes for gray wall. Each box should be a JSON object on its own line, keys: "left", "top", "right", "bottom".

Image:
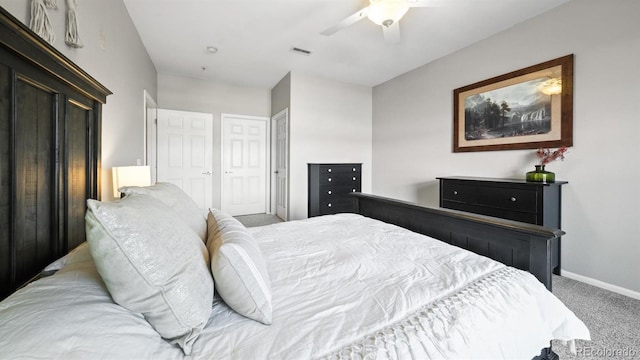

{"left": 372, "top": 0, "right": 640, "bottom": 295}
{"left": 0, "top": 1, "right": 158, "bottom": 201}
{"left": 271, "top": 72, "right": 291, "bottom": 117}
{"left": 160, "top": 70, "right": 373, "bottom": 221}
{"left": 5, "top": 0, "right": 636, "bottom": 296}
{"left": 157, "top": 73, "right": 271, "bottom": 209}
{"left": 288, "top": 72, "right": 372, "bottom": 220}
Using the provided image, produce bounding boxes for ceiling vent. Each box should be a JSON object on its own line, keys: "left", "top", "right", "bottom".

{"left": 290, "top": 47, "right": 312, "bottom": 56}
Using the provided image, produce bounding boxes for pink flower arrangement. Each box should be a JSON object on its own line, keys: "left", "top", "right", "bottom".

{"left": 536, "top": 146, "right": 568, "bottom": 165}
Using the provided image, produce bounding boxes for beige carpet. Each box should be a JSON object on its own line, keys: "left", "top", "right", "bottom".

{"left": 234, "top": 213, "right": 283, "bottom": 227}
{"left": 551, "top": 275, "right": 640, "bottom": 359}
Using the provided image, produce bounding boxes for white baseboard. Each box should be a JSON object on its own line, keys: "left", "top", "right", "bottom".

{"left": 560, "top": 270, "right": 640, "bottom": 301}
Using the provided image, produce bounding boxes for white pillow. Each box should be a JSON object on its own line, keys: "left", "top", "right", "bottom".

{"left": 43, "top": 242, "right": 89, "bottom": 272}
{"left": 85, "top": 194, "right": 213, "bottom": 355}
{"left": 118, "top": 182, "right": 207, "bottom": 242}
{"left": 207, "top": 208, "right": 272, "bottom": 324}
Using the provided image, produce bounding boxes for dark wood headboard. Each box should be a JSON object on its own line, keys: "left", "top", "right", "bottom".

{"left": 352, "top": 193, "right": 563, "bottom": 290}
{"left": 0, "top": 7, "right": 111, "bottom": 299}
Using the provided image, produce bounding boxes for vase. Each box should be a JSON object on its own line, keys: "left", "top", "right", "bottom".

{"left": 526, "top": 165, "right": 555, "bottom": 183}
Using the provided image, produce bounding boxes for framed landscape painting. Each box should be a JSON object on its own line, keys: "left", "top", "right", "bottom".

{"left": 453, "top": 55, "right": 573, "bottom": 152}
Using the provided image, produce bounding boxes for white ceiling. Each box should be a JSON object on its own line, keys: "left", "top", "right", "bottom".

{"left": 122, "top": 0, "right": 570, "bottom": 89}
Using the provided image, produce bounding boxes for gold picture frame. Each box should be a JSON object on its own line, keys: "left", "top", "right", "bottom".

{"left": 453, "top": 55, "right": 573, "bottom": 152}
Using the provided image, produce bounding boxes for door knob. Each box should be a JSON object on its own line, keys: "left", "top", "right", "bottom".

{"left": 202, "top": 171, "right": 212, "bottom": 175}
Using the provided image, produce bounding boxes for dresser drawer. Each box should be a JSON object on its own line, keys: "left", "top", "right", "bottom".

{"left": 441, "top": 181, "right": 538, "bottom": 213}
{"left": 441, "top": 200, "right": 539, "bottom": 223}
{"left": 318, "top": 173, "right": 361, "bottom": 186}
{"left": 318, "top": 184, "right": 361, "bottom": 198}
{"left": 318, "top": 197, "right": 356, "bottom": 215}
{"left": 318, "top": 165, "right": 360, "bottom": 175}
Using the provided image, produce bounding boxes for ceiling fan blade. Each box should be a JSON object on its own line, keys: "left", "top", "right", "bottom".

{"left": 383, "top": 22, "right": 401, "bottom": 44}
{"left": 320, "top": 7, "right": 369, "bottom": 36}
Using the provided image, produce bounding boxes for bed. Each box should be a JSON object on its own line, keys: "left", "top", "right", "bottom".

{"left": 0, "top": 6, "right": 588, "bottom": 360}
{"left": 0, "top": 183, "right": 589, "bottom": 359}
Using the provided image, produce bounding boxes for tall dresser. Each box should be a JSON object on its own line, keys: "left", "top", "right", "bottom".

{"left": 437, "top": 176, "right": 567, "bottom": 275}
{"left": 0, "top": 8, "right": 111, "bottom": 299}
{"left": 308, "top": 163, "right": 362, "bottom": 217}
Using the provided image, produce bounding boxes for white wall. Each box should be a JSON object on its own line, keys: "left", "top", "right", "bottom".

{"left": 157, "top": 73, "right": 271, "bottom": 208}
{"left": 0, "top": 1, "right": 158, "bottom": 201}
{"left": 372, "top": 0, "right": 640, "bottom": 294}
{"left": 288, "top": 72, "right": 373, "bottom": 220}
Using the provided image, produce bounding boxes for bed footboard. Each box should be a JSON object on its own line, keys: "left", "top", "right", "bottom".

{"left": 352, "top": 193, "right": 563, "bottom": 290}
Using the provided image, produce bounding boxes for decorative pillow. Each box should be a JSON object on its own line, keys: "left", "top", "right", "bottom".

{"left": 43, "top": 242, "right": 90, "bottom": 272}
{"left": 118, "top": 182, "right": 207, "bottom": 242}
{"left": 207, "top": 208, "right": 272, "bottom": 325}
{"left": 85, "top": 194, "right": 213, "bottom": 355}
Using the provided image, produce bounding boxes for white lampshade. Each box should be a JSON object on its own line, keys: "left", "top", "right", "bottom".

{"left": 367, "top": 0, "right": 410, "bottom": 27}
{"left": 112, "top": 165, "right": 151, "bottom": 198}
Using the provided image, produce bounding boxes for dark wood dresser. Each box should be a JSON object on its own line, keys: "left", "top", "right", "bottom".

{"left": 438, "top": 176, "right": 567, "bottom": 275}
{"left": 308, "top": 163, "right": 362, "bottom": 217}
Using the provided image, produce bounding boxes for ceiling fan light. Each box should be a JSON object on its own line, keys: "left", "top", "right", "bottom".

{"left": 367, "top": 0, "right": 410, "bottom": 27}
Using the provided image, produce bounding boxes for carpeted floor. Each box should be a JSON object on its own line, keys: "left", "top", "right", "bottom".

{"left": 234, "top": 213, "right": 283, "bottom": 227}
{"left": 232, "top": 214, "right": 640, "bottom": 359}
{"left": 551, "top": 275, "right": 640, "bottom": 359}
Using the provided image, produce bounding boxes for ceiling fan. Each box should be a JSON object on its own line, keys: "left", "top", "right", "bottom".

{"left": 320, "top": 0, "right": 432, "bottom": 44}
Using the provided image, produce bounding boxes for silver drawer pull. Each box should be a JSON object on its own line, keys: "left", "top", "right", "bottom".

{"left": 328, "top": 178, "right": 332, "bottom": 182}
{"left": 510, "top": 197, "right": 517, "bottom": 202}
{"left": 352, "top": 189, "right": 356, "bottom": 192}
{"left": 352, "top": 177, "right": 356, "bottom": 181}
{"left": 352, "top": 168, "right": 356, "bottom": 171}
{"left": 328, "top": 168, "right": 332, "bottom": 172}
{"left": 328, "top": 203, "right": 332, "bottom": 207}
{"left": 327, "top": 190, "right": 332, "bottom": 195}
{"left": 453, "top": 190, "right": 458, "bottom": 195}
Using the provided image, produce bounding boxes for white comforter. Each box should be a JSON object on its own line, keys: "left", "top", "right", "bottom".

{"left": 0, "top": 214, "right": 589, "bottom": 359}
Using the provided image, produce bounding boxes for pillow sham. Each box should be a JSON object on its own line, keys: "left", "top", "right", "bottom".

{"left": 43, "top": 242, "right": 89, "bottom": 272}
{"left": 85, "top": 194, "right": 213, "bottom": 355}
{"left": 118, "top": 182, "right": 207, "bottom": 242}
{"left": 207, "top": 208, "right": 272, "bottom": 325}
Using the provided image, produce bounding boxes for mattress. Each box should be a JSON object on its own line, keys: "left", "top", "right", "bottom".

{"left": 0, "top": 213, "right": 589, "bottom": 359}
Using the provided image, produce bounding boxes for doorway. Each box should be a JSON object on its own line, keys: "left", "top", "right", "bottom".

{"left": 156, "top": 109, "right": 214, "bottom": 211}
{"left": 143, "top": 90, "right": 157, "bottom": 183}
{"left": 220, "top": 113, "right": 269, "bottom": 216}
{"left": 271, "top": 109, "right": 288, "bottom": 221}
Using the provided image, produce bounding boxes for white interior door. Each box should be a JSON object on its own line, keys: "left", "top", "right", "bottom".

{"left": 157, "top": 109, "right": 213, "bottom": 211}
{"left": 221, "top": 114, "right": 268, "bottom": 216}
{"left": 144, "top": 90, "right": 157, "bottom": 183}
{"left": 273, "top": 109, "right": 288, "bottom": 220}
